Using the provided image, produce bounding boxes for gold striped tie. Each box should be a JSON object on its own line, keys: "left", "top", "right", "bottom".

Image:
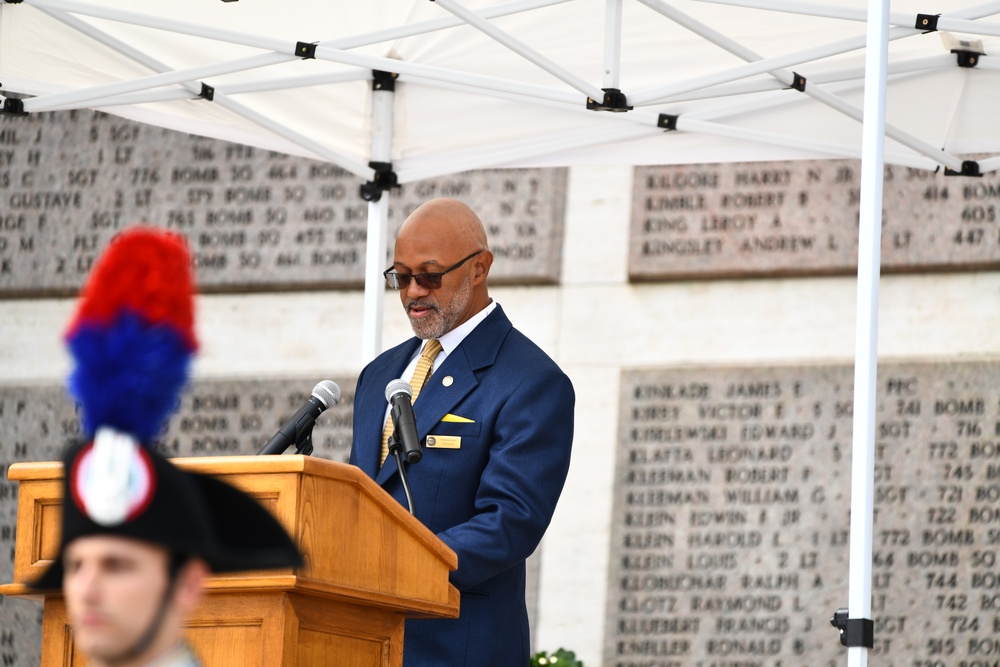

{"left": 380, "top": 339, "right": 443, "bottom": 465}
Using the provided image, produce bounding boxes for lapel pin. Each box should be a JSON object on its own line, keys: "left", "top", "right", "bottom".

{"left": 442, "top": 376, "right": 454, "bottom": 387}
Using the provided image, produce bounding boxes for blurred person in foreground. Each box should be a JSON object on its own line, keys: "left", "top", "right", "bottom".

{"left": 29, "top": 227, "right": 301, "bottom": 667}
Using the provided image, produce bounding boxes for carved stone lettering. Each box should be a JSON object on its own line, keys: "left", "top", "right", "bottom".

{"left": 0, "top": 111, "right": 566, "bottom": 296}
{"left": 608, "top": 360, "right": 1000, "bottom": 666}
{"left": 631, "top": 161, "right": 1000, "bottom": 279}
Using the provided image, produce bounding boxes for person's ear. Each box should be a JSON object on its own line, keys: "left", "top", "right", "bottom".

{"left": 173, "top": 558, "right": 209, "bottom": 614}
{"left": 473, "top": 250, "right": 493, "bottom": 282}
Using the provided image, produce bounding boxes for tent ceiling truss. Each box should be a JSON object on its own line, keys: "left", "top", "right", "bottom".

{"left": 2, "top": 0, "right": 1000, "bottom": 189}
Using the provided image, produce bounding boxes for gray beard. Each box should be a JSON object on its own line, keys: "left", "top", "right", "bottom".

{"left": 408, "top": 276, "right": 472, "bottom": 339}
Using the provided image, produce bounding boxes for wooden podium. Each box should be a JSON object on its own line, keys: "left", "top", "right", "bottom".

{"left": 0, "top": 455, "right": 459, "bottom": 667}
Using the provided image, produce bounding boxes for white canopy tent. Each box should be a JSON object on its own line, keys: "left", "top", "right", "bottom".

{"left": 4, "top": 2, "right": 1000, "bottom": 664}
{"left": 3, "top": 1, "right": 1000, "bottom": 175}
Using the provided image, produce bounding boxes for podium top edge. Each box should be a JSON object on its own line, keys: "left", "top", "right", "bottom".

{"left": 5, "top": 454, "right": 348, "bottom": 481}
{"left": 6, "top": 460, "right": 63, "bottom": 481}
{"left": 6, "top": 456, "right": 458, "bottom": 568}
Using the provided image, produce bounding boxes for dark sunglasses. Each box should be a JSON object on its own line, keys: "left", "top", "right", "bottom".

{"left": 383, "top": 251, "right": 482, "bottom": 291}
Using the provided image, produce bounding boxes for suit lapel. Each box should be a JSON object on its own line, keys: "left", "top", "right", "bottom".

{"left": 371, "top": 306, "right": 513, "bottom": 486}
{"left": 360, "top": 339, "right": 420, "bottom": 481}
{"left": 413, "top": 351, "right": 478, "bottom": 438}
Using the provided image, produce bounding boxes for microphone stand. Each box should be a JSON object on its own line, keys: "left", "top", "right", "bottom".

{"left": 294, "top": 429, "right": 314, "bottom": 456}
{"left": 387, "top": 432, "right": 416, "bottom": 515}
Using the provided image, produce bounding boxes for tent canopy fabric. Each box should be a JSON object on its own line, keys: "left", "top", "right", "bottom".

{"left": 3, "top": 0, "right": 1000, "bottom": 184}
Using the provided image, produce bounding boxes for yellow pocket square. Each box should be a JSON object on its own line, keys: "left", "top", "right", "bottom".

{"left": 441, "top": 413, "right": 475, "bottom": 423}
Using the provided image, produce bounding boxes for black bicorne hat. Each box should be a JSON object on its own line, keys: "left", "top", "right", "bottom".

{"left": 30, "top": 438, "right": 303, "bottom": 591}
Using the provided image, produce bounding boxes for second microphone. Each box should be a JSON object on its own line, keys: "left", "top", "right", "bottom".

{"left": 385, "top": 379, "right": 422, "bottom": 463}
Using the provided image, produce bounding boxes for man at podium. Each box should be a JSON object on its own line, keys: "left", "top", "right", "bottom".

{"left": 351, "top": 198, "right": 576, "bottom": 667}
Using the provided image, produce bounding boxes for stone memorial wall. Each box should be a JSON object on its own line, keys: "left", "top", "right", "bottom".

{"left": 631, "top": 160, "right": 1000, "bottom": 279}
{"left": 0, "top": 110, "right": 567, "bottom": 296}
{"left": 607, "top": 360, "right": 1000, "bottom": 667}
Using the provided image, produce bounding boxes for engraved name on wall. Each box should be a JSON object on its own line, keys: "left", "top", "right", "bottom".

{"left": 0, "top": 111, "right": 566, "bottom": 295}
{"left": 608, "top": 360, "right": 1000, "bottom": 666}
{"left": 631, "top": 161, "right": 1000, "bottom": 279}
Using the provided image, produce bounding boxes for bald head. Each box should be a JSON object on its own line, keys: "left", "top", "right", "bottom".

{"left": 398, "top": 198, "right": 489, "bottom": 253}
{"left": 391, "top": 198, "right": 494, "bottom": 338}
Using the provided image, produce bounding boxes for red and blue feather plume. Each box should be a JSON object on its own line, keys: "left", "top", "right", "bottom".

{"left": 65, "top": 227, "right": 198, "bottom": 445}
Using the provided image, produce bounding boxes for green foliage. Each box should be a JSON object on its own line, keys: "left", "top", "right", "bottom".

{"left": 530, "top": 648, "right": 584, "bottom": 667}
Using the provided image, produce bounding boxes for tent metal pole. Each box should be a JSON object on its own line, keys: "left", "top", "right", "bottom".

{"left": 30, "top": 0, "right": 601, "bottom": 114}
{"left": 22, "top": 51, "right": 294, "bottom": 112}
{"left": 313, "top": 46, "right": 582, "bottom": 104}
{"left": 363, "top": 195, "right": 390, "bottom": 364}
{"left": 936, "top": 16, "right": 1000, "bottom": 37}
{"left": 585, "top": 53, "right": 950, "bottom": 104}
{"left": 42, "top": 89, "right": 195, "bottom": 109}
{"left": 27, "top": 0, "right": 291, "bottom": 51}
{"left": 798, "top": 80, "right": 965, "bottom": 171}
{"left": 603, "top": 0, "right": 623, "bottom": 90}
{"left": 27, "top": 0, "right": 575, "bottom": 55}
{"left": 212, "top": 71, "right": 369, "bottom": 96}
{"left": 332, "top": 0, "right": 575, "bottom": 50}
{"left": 802, "top": 54, "right": 953, "bottom": 85}
{"left": 636, "top": 0, "right": 966, "bottom": 171}
{"left": 397, "top": 124, "right": 655, "bottom": 183}
{"left": 631, "top": 0, "right": 1000, "bottom": 107}
{"left": 977, "top": 155, "right": 1000, "bottom": 174}
{"left": 643, "top": 53, "right": 954, "bottom": 104}
{"left": 690, "top": 0, "right": 882, "bottom": 21}
{"left": 361, "top": 78, "right": 395, "bottom": 364}
{"left": 845, "top": 0, "right": 890, "bottom": 664}
{"left": 629, "top": 25, "right": 912, "bottom": 106}
{"left": 696, "top": 0, "right": 1000, "bottom": 30}
{"left": 210, "top": 93, "right": 374, "bottom": 177}
{"left": 432, "top": 0, "right": 606, "bottom": 100}
{"left": 393, "top": 103, "right": 938, "bottom": 185}
{"left": 35, "top": 4, "right": 373, "bottom": 176}
{"left": 674, "top": 116, "right": 938, "bottom": 171}
{"left": 978, "top": 55, "right": 1000, "bottom": 69}
{"left": 387, "top": 75, "right": 938, "bottom": 179}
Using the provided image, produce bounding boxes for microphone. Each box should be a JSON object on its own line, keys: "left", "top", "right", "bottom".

{"left": 257, "top": 380, "right": 341, "bottom": 455}
{"left": 385, "top": 379, "right": 422, "bottom": 464}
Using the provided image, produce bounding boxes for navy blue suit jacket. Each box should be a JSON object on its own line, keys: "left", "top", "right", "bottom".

{"left": 350, "top": 305, "right": 574, "bottom": 667}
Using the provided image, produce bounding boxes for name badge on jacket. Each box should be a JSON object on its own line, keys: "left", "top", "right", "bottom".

{"left": 426, "top": 435, "right": 462, "bottom": 449}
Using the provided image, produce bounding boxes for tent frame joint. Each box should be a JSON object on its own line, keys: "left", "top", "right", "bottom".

{"left": 657, "top": 113, "right": 679, "bottom": 131}
{"left": 199, "top": 83, "right": 215, "bottom": 102}
{"left": 587, "top": 88, "right": 632, "bottom": 112}
{"left": 295, "top": 41, "right": 318, "bottom": 59}
{"left": 830, "top": 608, "right": 874, "bottom": 648}
{"left": 915, "top": 13, "right": 940, "bottom": 32}
{"left": 952, "top": 49, "right": 981, "bottom": 68}
{"left": 372, "top": 70, "right": 398, "bottom": 92}
{"left": 790, "top": 72, "right": 807, "bottom": 92}
{"left": 0, "top": 97, "right": 27, "bottom": 117}
{"left": 360, "top": 161, "right": 399, "bottom": 202}
{"left": 945, "top": 160, "right": 982, "bottom": 177}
